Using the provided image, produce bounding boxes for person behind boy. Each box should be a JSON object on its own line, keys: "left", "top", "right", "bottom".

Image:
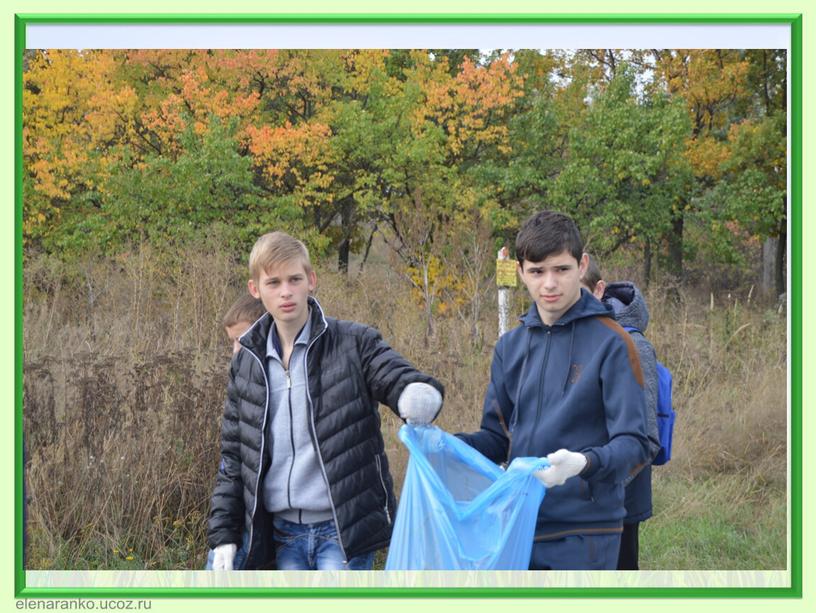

{"left": 223, "top": 293, "right": 267, "bottom": 355}
{"left": 204, "top": 293, "right": 267, "bottom": 570}
{"left": 207, "top": 231, "right": 444, "bottom": 570}
{"left": 582, "top": 255, "right": 661, "bottom": 570}
{"left": 458, "top": 210, "right": 650, "bottom": 570}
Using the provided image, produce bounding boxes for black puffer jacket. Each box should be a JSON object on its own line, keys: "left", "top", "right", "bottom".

{"left": 207, "top": 297, "right": 444, "bottom": 568}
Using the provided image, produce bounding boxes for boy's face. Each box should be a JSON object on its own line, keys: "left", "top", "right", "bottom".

{"left": 518, "top": 250, "right": 588, "bottom": 326}
{"left": 247, "top": 259, "right": 316, "bottom": 328}
{"left": 225, "top": 321, "right": 253, "bottom": 355}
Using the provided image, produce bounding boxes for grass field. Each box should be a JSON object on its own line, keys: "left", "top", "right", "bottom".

{"left": 22, "top": 244, "right": 788, "bottom": 571}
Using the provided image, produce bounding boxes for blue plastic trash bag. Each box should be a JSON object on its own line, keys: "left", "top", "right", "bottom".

{"left": 385, "top": 424, "right": 548, "bottom": 570}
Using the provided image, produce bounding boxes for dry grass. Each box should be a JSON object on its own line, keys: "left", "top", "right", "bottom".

{"left": 22, "top": 243, "right": 788, "bottom": 570}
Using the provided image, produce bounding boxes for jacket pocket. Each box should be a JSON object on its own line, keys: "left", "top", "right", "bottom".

{"left": 581, "top": 479, "right": 594, "bottom": 501}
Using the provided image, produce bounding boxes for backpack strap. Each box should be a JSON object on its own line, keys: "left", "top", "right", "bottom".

{"left": 622, "top": 325, "right": 642, "bottom": 335}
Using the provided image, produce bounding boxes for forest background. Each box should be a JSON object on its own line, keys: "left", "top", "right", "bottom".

{"left": 21, "top": 48, "right": 788, "bottom": 570}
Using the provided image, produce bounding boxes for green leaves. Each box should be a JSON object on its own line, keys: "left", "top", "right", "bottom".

{"left": 23, "top": 49, "right": 786, "bottom": 291}
{"left": 48, "top": 118, "right": 306, "bottom": 257}
{"left": 550, "top": 66, "right": 692, "bottom": 257}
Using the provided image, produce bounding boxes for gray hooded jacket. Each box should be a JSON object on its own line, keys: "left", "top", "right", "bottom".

{"left": 604, "top": 281, "right": 660, "bottom": 523}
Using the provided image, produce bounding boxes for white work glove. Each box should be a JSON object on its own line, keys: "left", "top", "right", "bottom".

{"left": 534, "top": 449, "right": 588, "bottom": 488}
{"left": 212, "top": 543, "right": 237, "bottom": 570}
{"left": 397, "top": 382, "right": 442, "bottom": 425}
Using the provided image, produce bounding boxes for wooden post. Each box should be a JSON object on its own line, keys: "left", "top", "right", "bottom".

{"left": 496, "top": 246, "right": 516, "bottom": 338}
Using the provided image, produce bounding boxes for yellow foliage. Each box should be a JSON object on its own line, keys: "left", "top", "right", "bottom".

{"left": 684, "top": 135, "right": 730, "bottom": 179}
{"left": 407, "top": 254, "right": 469, "bottom": 315}
{"left": 658, "top": 51, "right": 750, "bottom": 134}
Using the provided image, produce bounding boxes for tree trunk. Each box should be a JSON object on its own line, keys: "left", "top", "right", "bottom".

{"left": 761, "top": 236, "right": 777, "bottom": 296}
{"left": 775, "top": 222, "right": 786, "bottom": 298}
{"left": 642, "top": 241, "right": 652, "bottom": 288}
{"left": 667, "top": 212, "right": 684, "bottom": 279}
{"left": 358, "top": 225, "right": 377, "bottom": 273}
{"left": 338, "top": 239, "right": 350, "bottom": 275}
{"left": 423, "top": 260, "right": 434, "bottom": 344}
{"left": 337, "top": 198, "right": 353, "bottom": 274}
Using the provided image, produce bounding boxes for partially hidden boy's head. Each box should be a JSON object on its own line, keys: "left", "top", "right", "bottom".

{"left": 515, "top": 210, "right": 589, "bottom": 326}
{"left": 581, "top": 253, "right": 606, "bottom": 300}
{"left": 247, "top": 231, "right": 317, "bottom": 327}
{"left": 223, "top": 293, "right": 266, "bottom": 354}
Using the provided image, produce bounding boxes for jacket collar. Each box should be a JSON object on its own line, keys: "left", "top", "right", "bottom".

{"left": 239, "top": 295, "right": 328, "bottom": 357}
{"left": 519, "top": 288, "right": 613, "bottom": 328}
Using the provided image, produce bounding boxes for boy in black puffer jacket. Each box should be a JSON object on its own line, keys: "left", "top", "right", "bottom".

{"left": 207, "top": 231, "right": 444, "bottom": 570}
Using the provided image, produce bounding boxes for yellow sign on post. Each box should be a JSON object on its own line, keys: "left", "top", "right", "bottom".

{"left": 496, "top": 259, "right": 517, "bottom": 287}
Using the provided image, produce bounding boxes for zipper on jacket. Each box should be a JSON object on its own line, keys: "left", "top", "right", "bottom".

{"left": 586, "top": 480, "right": 596, "bottom": 502}
{"left": 244, "top": 348, "right": 271, "bottom": 565}
{"left": 374, "top": 454, "right": 392, "bottom": 524}
{"left": 285, "top": 370, "right": 295, "bottom": 511}
{"left": 302, "top": 317, "right": 352, "bottom": 562}
{"left": 534, "top": 330, "right": 552, "bottom": 427}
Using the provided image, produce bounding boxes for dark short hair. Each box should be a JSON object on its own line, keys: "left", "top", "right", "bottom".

{"left": 222, "top": 293, "right": 266, "bottom": 328}
{"left": 515, "top": 210, "right": 583, "bottom": 266}
{"left": 582, "top": 253, "right": 603, "bottom": 290}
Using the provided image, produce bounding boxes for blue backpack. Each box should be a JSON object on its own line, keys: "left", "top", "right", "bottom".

{"left": 623, "top": 326, "right": 675, "bottom": 465}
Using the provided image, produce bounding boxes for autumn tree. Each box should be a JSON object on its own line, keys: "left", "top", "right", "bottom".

{"left": 649, "top": 49, "right": 751, "bottom": 279}
{"left": 23, "top": 47, "right": 785, "bottom": 299}
{"left": 23, "top": 50, "right": 121, "bottom": 245}
{"left": 550, "top": 65, "right": 691, "bottom": 285}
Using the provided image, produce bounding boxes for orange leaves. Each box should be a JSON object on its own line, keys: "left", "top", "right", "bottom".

{"left": 451, "top": 54, "right": 522, "bottom": 154}
{"left": 140, "top": 64, "right": 262, "bottom": 155}
{"left": 85, "top": 84, "right": 140, "bottom": 169}
{"left": 652, "top": 51, "right": 752, "bottom": 181}
{"left": 27, "top": 156, "right": 72, "bottom": 200}
{"left": 141, "top": 94, "right": 187, "bottom": 156}
{"left": 243, "top": 121, "right": 335, "bottom": 192}
{"left": 209, "top": 50, "right": 281, "bottom": 90}
{"left": 409, "top": 51, "right": 523, "bottom": 157}
{"left": 24, "top": 49, "right": 522, "bottom": 255}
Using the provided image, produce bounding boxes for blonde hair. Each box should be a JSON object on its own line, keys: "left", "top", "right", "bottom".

{"left": 222, "top": 293, "right": 266, "bottom": 328}
{"left": 248, "top": 231, "right": 313, "bottom": 282}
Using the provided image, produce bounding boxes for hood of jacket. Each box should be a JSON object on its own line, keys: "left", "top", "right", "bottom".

{"left": 602, "top": 281, "right": 649, "bottom": 333}
{"left": 519, "top": 287, "right": 613, "bottom": 329}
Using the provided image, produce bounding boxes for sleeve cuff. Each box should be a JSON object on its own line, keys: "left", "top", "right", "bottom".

{"left": 579, "top": 449, "right": 601, "bottom": 479}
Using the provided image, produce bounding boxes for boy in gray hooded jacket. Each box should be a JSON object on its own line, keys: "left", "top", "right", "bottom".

{"left": 582, "top": 256, "right": 661, "bottom": 569}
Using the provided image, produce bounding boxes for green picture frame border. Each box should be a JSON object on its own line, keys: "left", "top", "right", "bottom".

{"left": 14, "top": 12, "right": 802, "bottom": 600}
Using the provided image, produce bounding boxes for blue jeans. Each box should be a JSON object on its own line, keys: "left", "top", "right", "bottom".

{"left": 272, "top": 516, "right": 374, "bottom": 570}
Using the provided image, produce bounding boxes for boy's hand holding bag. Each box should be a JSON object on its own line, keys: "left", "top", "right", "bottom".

{"left": 534, "top": 449, "right": 587, "bottom": 488}
{"left": 398, "top": 382, "right": 443, "bottom": 425}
